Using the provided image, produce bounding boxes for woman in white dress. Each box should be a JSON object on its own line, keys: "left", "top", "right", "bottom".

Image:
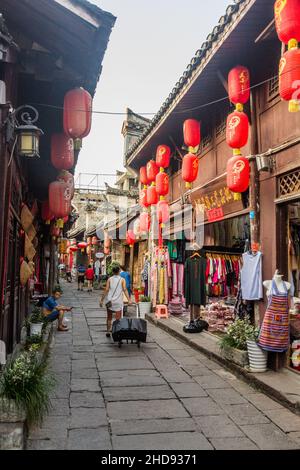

{"left": 100, "top": 265, "right": 131, "bottom": 337}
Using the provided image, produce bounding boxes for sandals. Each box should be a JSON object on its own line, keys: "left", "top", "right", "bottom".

{"left": 58, "top": 326, "right": 69, "bottom": 332}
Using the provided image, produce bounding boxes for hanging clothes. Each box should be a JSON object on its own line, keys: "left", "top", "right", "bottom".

{"left": 258, "top": 280, "right": 290, "bottom": 352}
{"left": 240, "top": 251, "right": 263, "bottom": 300}
{"left": 184, "top": 256, "right": 207, "bottom": 307}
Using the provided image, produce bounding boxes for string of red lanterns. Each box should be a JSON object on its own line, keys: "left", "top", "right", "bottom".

{"left": 182, "top": 120, "right": 200, "bottom": 189}
{"left": 275, "top": 0, "right": 300, "bottom": 113}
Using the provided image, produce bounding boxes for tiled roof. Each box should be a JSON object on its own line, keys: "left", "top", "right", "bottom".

{"left": 125, "top": 0, "right": 248, "bottom": 162}
{"left": 74, "top": 0, "right": 116, "bottom": 24}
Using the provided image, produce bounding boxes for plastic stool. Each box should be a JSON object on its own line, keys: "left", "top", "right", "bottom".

{"left": 155, "top": 305, "right": 169, "bottom": 319}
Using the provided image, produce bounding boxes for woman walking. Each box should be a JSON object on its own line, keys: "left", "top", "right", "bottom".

{"left": 100, "top": 265, "right": 131, "bottom": 337}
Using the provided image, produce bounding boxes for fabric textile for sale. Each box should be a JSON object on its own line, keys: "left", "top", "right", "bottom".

{"left": 205, "top": 253, "right": 241, "bottom": 298}
{"left": 184, "top": 256, "right": 207, "bottom": 307}
{"left": 240, "top": 251, "right": 263, "bottom": 300}
{"left": 151, "top": 247, "right": 172, "bottom": 307}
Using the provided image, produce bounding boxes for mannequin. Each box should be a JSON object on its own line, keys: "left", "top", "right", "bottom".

{"left": 258, "top": 269, "right": 290, "bottom": 353}
{"left": 263, "top": 270, "right": 291, "bottom": 296}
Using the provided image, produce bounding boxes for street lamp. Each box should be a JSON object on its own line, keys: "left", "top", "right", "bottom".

{"left": 15, "top": 105, "right": 43, "bottom": 158}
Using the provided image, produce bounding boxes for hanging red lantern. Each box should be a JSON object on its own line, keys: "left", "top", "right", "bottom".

{"left": 279, "top": 46, "right": 300, "bottom": 112}
{"left": 41, "top": 201, "right": 54, "bottom": 225}
{"left": 51, "top": 134, "right": 74, "bottom": 170}
{"left": 140, "top": 212, "right": 151, "bottom": 233}
{"left": 92, "top": 236, "right": 98, "bottom": 245}
{"left": 156, "top": 145, "right": 171, "bottom": 168}
{"left": 49, "top": 181, "right": 71, "bottom": 218}
{"left": 226, "top": 111, "right": 249, "bottom": 151}
{"left": 146, "top": 160, "right": 159, "bottom": 183}
{"left": 63, "top": 87, "right": 92, "bottom": 139}
{"left": 140, "top": 188, "right": 150, "bottom": 208}
{"left": 78, "top": 241, "right": 88, "bottom": 253}
{"left": 228, "top": 66, "right": 250, "bottom": 108}
{"left": 156, "top": 171, "right": 169, "bottom": 197}
{"left": 183, "top": 119, "right": 201, "bottom": 149}
{"left": 182, "top": 153, "right": 199, "bottom": 189}
{"left": 227, "top": 155, "right": 250, "bottom": 193}
{"left": 126, "top": 230, "right": 136, "bottom": 247}
{"left": 147, "top": 184, "right": 159, "bottom": 205}
{"left": 156, "top": 200, "right": 170, "bottom": 226}
{"left": 274, "top": 0, "right": 300, "bottom": 45}
{"left": 140, "top": 166, "right": 149, "bottom": 187}
{"left": 57, "top": 170, "right": 75, "bottom": 198}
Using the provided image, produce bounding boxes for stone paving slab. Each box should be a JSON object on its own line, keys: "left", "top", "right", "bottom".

{"left": 49, "top": 399, "right": 70, "bottom": 416}
{"left": 113, "top": 432, "right": 213, "bottom": 450}
{"left": 70, "top": 392, "right": 105, "bottom": 408}
{"left": 69, "top": 408, "right": 108, "bottom": 429}
{"left": 169, "top": 383, "right": 208, "bottom": 398}
{"left": 103, "top": 385, "right": 176, "bottom": 402}
{"left": 27, "top": 438, "right": 67, "bottom": 450}
{"left": 194, "top": 415, "right": 244, "bottom": 438}
{"left": 223, "top": 403, "right": 271, "bottom": 426}
{"left": 240, "top": 423, "right": 299, "bottom": 450}
{"left": 181, "top": 397, "right": 225, "bottom": 417}
{"left": 159, "top": 369, "right": 195, "bottom": 383}
{"left": 263, "top": 409, "right": 300, "bottom": 432}
{"left": 107, "top": 399, "right": 189, "bottom": 420}
{"left": 100, "top": 375, "right": 166, "bottom": 388}
{"left": 110, "top": 418, "right": 197, "bottom": 436}
{"left": 67, "top": 428, "right": 111, "bottom": 450}
{"left": 71, "top": 379, "right": 101, "bottom": 392}
{"left": 72, "top": 368, "right": 99, "bottom": 379}
{"left": 207, "top": 388, "right": 248, "bottom": 406}
{"left": 209, "top": 437, "right": 258, "bottom": 450}
{"left": 96, "top": 357, "right": 155, "bottom": 371}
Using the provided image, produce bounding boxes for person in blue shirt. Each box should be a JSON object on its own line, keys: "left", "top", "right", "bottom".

{"left": 120, "top": 266, "right": 132, "bottom": 315}
{"left": 43, "top": 287, "right": 72, "bottom": 331}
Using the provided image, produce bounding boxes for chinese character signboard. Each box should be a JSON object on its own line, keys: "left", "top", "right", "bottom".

{"left": 207, "top": 207, "right": 224, "bottom": 223}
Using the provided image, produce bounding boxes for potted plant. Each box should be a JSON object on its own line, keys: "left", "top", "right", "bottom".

{"left": 245, "top": 323, "right": 268, "bottom": 373}
{"left": 134, "top": 285, "right": 145, "bottom": 303}
{"left": 219, "top": 318, "right": 250, "bottom": 367}
{"left": 29, "top": 307, "right": 44, "bottom": 336}
{"left": 138, "top": 296, "right": 151, "bottom": 318}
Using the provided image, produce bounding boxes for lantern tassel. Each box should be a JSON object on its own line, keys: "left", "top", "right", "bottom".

{"left": 235, "top": 103, "right": 244, "bottom": 112}
{"left": 289, "top": 99, "right": 300, "bottom": 113}
{"left": 185, "top": 182, "right": 192, "bottom": 189}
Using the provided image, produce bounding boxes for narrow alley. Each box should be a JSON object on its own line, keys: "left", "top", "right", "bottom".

{"left": 27, "top": 283, "right": 300, "bottom": 451}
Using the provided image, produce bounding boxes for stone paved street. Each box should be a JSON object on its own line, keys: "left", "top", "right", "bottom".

{"left": 27, "top": 283, "right": 300, "bottom": 450}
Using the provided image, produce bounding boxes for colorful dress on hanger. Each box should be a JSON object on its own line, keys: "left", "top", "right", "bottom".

{"left": 258, "top": 280, "right": 290, "bottom": 352}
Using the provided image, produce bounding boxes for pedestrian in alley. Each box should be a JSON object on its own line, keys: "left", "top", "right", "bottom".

{"left": 100, "top": 264, "right": 131, "bottom": 337}
{"left": 94, "top": 258, "right": 101, "bottom": 282}
{"left": 120, "top": 265, "right": 132, "bottom": 315}
{"left": 85, "top": 264, "right": 94, "bottom": 292}
{"left": 42, "top": 286, "right": 73, "bottom": 332}
{"left": 77, "top": 264, "right": 86, "bottom": 291}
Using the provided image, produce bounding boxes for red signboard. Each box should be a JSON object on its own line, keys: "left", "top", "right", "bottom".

{"left": 207, "top": 207, "right": 224, "bottom": 223}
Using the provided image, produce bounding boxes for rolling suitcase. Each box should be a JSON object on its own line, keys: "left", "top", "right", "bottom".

{"left": 112, "top": 317, "right": 147, "bottom": 348}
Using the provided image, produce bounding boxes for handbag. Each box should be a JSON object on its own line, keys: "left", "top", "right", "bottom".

{"left": 106, "top": 278, "right": 121, "bottom": 310}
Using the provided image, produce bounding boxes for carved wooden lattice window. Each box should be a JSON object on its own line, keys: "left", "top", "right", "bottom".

{"left": 268, "top": 74, "right": 279, "bottom": 100}
{"left": 216, "top": 118, "right": 226, "bottom": 138}
{"left": 278, "top": 170, "right": 300, "bottom": 198}
{"left": 201, "top": 133, "right": 212, "bottom": 150}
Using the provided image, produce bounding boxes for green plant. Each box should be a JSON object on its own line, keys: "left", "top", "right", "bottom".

{"left": 140, "top": 296, "right": 151, "bottom": 302}
{"left": 0, "top": 350, "right": 55, "bottom": 425}
{"left": 219, "top": 316, "right": 259, "bottom": 352}
{"left": 25, "top": 334, "right": 43, "bottom": 350}
{"left": 30, "top": 307, "right": 44, "bottom": 324}
{"left": 107, "top": 261, "right": 120, "bottom": 277}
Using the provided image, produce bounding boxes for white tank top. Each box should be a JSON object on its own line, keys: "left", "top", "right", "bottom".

{"left": 107, "top": 275, "right": 123, "bottom": 312}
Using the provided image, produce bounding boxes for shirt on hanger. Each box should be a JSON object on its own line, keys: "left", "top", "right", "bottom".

{"left": 240, "top": 251, "right": 263, "bottom": 300}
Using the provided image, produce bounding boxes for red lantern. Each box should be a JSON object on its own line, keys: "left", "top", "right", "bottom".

{"left": 41, "top": 201, "right": 54, "bottom": 224}
{"left": 227, "top": 155, "right": 250, "bottom": 193}
{"left": 146, "top": 160, "right": 159, "bottom": 183}
{"left": 274, "top": 0, "right": 300, "bottom": 45}
{"left": 182, "top": 153, "right": 199, "bottom": 189}
{"left": 51, "top": 134, "right": 74, "bottom": 170}
{"left": 140, "top": 212, "right": 151, "bottom": 232}
{"left": 157, "top": 200, "right": 170, "bottom": 225}
{"left": 140, "top": 188, "right": 150, "bottom": 208}
{"left": 92, "top": 236, "right": 98, "bottom": 245}
{"left": 126, "top": 230, "right": 136, "bottom": 247}
{"left": 226, "top": 111, "right": 249, "bottom": 150}
{"left": 57, "top": 170, "right": 75, "bottom": 198}
{"left": 156, "top": 145, "right": 171, "bottom": 168}
{"left": 279, "top": 47, "right": 300, "bottom": 112}
{"left": 78, "top": 241, "right": 88, "bottom": 253}
{"left": 183, "top": 119, "right": 201, "bottom": 149}
{"left": 49, "top": 181, "right": 71, "bottom": 218}
{"left": 63, "top": 87, "right": 92, "bottom": 139}
{"left": 228, "top": 66, "right": 250, "bottom": 107}
{"left": 147, "top": 185, "right": 159, "bottom": 205}
{"left": 156, "top": 171, "right": 169, "bottom": 197}
{"left": 140, "top": 166, "right": 149, "bottom": 187}
{"left": 69, "top": 245, "right": 78, "bottom": 253}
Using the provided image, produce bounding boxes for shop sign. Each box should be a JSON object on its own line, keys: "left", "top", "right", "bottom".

{"left": 207, "top": 207, "right": 224, "bottom": 222}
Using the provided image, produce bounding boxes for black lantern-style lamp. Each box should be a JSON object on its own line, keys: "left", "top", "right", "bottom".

{"left": 15, "top": 105, "right": 43, "bottom": 158}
